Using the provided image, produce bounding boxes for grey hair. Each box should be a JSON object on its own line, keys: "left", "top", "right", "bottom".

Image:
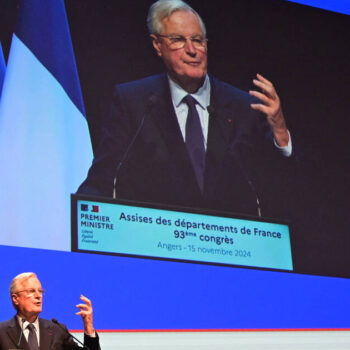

{"left": 10, "top": 272, "right": 38, "bottom": 294}
{"left": 147, "top": 0, "right": 206, "bottom": 36}
{"left": 10, "top": 272, "right": 38, "bottom": 310}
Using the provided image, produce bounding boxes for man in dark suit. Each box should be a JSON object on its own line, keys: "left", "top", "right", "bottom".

{"left": 78, "top": 0, "right": 293, "bottom": 218}
{"left": 0, "top": 272, "right": 100, "bottom": 350}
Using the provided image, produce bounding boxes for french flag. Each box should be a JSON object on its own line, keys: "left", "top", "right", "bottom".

{"left": 0, "top": 41, "right": 5, "bottom": 99}
{"left": 0, "top": 0, "right": 93, "bottom": 251}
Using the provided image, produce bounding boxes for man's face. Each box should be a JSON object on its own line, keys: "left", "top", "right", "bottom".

{"left": 12, "top": 277, "right": 43, "bottom": 321}
{"left": 152, "top": 10, "right": 208, "bottom": 92}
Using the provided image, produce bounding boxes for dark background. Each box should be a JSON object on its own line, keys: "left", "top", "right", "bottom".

{"left": 1, "top": 0, "right": 349, "bottom": 277}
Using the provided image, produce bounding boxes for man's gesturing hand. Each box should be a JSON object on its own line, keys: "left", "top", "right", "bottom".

{"left": 76, "top": 294, "right": 94, "bottom": 336}
{"left": 249, "top": 73, "right": 289, "bottom": 147}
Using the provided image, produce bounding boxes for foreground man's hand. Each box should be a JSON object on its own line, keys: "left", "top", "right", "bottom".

{"left": 76, "top": 294, "right": 94, "bottom": 336}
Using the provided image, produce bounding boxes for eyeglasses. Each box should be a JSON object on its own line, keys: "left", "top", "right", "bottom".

{"left": 15, "top": 289, "right": 46, "bottom": 296}
{"left": 157, "top": 34, "right": 208, "bottom": 50}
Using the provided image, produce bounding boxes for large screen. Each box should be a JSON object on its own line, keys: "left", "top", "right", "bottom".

{"left": 0, "top": 1, "right": 349, "bottom": 348}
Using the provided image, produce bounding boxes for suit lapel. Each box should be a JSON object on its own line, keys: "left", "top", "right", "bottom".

{"left": 39, "top": 318, "right": 54, "bottom": 350}
{"left": 6, "top": 316, "right": 30, "bottom": 350}
{"left": 204, "top": 76, "right": 234, "bottom": 197}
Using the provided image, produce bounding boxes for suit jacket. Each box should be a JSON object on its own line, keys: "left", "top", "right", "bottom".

{"left": 0, "top": 316, "right": 100, "bottom": 350}
{"left": 79, "top": 73, "right": 292, "bottom": 218}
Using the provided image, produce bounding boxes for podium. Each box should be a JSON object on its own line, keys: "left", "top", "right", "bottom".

{"left": 71, "top": 194, "right": 293, "bottom": 271}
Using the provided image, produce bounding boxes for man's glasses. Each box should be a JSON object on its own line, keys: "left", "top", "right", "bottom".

{"left": 15, "top": 289, "right": 46, "bottom": 296}
{"left": 157, "top": 34, "right": 208, "bottom": 50}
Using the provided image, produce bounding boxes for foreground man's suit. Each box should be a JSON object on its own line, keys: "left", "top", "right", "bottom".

{"left": 0, "top": 317, "right": 101, "bottom": 350}
{"left": 79, "top": 73, "right": 293, "bottom": 218}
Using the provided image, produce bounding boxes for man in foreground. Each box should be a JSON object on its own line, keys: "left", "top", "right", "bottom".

{"left": 79, "top": 0, "right": 293, "bottom": 218}
{"left": 0, "top": 272, "right": 100, "bottom": 350}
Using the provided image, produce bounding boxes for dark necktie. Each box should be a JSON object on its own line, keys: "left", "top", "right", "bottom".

{"left": 27, "top": 323, "right": 39, "bottom": 350}
{"left": 183, "top": 95, "right": 206, "bottom": 192}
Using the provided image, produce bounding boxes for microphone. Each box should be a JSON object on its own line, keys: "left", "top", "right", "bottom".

{"left": 51, "top": 318, "right": 90, "bottom": 350}
{"left": 17, "top": 318, "right": 25, "bottom": 348}
{"left": 247, "top": 179, "right": 262, "bottom": 217}
{"left": 112, "top": 95, "right": 157, "bottom": 198}
{"left": 235, "top": 152, "right": 262, "bottom": 217}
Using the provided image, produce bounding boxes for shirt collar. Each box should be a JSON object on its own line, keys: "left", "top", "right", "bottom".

{"left": 17, "top": 315, "right": 39, "bottom": 331}
{"left": 168, "top": 74, "right": 211, "bottom": 110}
